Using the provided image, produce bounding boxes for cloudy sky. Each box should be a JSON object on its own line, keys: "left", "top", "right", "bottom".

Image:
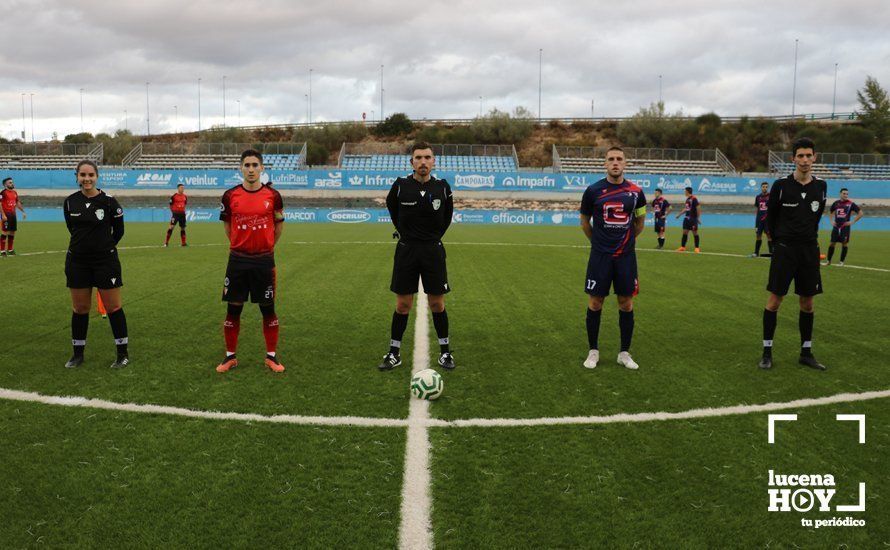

{"left": 1, "top": 0, "right": 888, "bottom": 141}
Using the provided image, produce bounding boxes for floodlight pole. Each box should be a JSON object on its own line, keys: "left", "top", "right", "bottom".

{"left": 80, "top": 88, "right": 84, "bottom": 132}
{"left": 198, "top": 77, "right": 202, "bottom": 131}
{"left": 538, "top": 48, "right": 543, "bottom": 121}
{"left": 20, "top": 93, "right": 26, "bottom": 141}
{"left": 380, "top": 64, "right": 384, "bottom": 121}
{"left": 309, "top": 68, "right": 313, "bottom": 124}
{"left": 236, "top": 99, "right": 240, "bottom": 127}
{"left": 29, "top": 93, "right": 34, "bottom": 142}
{"left": 124, "top": 110, "right": 128, "bottom": 132}
{"left": 174, "top": 105, "right": 178, "bottom": 132}
{"left": 658, "top": 75, "right": 663, "bottom": 105}
{"left": 791, "top": 38, "right": 799, "bottom": 117}
{"left": 222, "top": 75, "right": 227, "bottom": 127}
{"left": 145, "top": 82, "right": 151, "bottom": 136}
{"left": 832, "top": 62, "right": 838, "bottom": 118}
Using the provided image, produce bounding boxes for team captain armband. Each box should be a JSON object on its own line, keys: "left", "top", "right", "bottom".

{"left": 634, "top": 206, "right": 646, "bottom": 218}
{"left": 274, "top": 210, "right": 285, "bottom": 222}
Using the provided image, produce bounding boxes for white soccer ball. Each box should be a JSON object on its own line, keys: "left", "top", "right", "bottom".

{"left": 410, "top": 368, "right": 444, "bottom": 400}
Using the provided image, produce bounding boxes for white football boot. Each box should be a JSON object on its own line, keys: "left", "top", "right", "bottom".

{"left": 616, "top": 351, "right": 639, "bottom": 370}
{"left": 583, "top": 349, "right": 599, "bottom": 369}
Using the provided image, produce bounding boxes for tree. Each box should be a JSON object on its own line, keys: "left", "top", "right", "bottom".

{"left": 856, "top": 76, "right": 890, "bottom": 143}
{"left": 374, "top": 113, "right": 414, "bottom": 137}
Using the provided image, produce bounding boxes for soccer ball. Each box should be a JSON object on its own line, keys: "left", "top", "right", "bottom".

{"left": 410, "top": 369, "right": 444, "bottom": 400}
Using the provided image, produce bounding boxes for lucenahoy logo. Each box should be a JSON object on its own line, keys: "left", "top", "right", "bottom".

{"left": 326, "top": 209, "right": 372, "bottom": 223}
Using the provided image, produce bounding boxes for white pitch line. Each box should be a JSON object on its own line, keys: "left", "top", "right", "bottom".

{"left": 1, "top": 386, "right": 889, "bottom": 429}
{"left": 0, "top": 387, "right": 407, "bottom": 428}
{"left": 398, "top": 283, "right": 434, "bottom": 550}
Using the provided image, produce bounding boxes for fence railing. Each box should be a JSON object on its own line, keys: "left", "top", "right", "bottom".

{"left": 555, "top": 146, "right": 719, "bottom": 162}
{"left": 342, "top": 142, "right": 516, "bottom": 157}
{"left": 0, "top": 143, "right": 100, "bottom": 156}
{"left": 770, "top": 150, "right": 890, "bottom": 166}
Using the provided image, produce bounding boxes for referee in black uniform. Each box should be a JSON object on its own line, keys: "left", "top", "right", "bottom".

{"left": 63, "top": 160, "right": 130, "bottom": 369}
{"left": 759, "top": 137, "right": 827, "bottom": 371}
{"left": 378, "top": 142, "right": 456, "bottom": 371}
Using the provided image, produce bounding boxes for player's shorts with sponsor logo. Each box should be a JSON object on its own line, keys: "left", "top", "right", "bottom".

{"left": 755, "top": 217, "right": 768, "bottom": 234}
{"left": 222, "top": 253, "right": 276, "bottom": 303}
{"left": 170, "top": 212, "right": 187, "bottom": 227}
{"left": 682, "top": 218, "right": 698, "bottom": 231}
{"left": 2, "top": 213, "right": 17, "bottom": 232}
{"left": 584, "top": 250, "right": 639, "bottom": 297}
{"left": 767, "top": 240, "right": 822, "bottom": 297}
{"left": 65, "top": 249, "right": 123, "bottom": 289}
{"left": 830, "top": 226, "right": 851, "bottom": 243}
{"left": 391, "top": 240, "right": 450, "bottom": 295}
{"left": 653, "top": 217, "right": 666, "bottom": 232}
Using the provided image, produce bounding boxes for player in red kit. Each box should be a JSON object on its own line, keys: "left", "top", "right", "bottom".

{"left": 216, "top": 150, "right": 286, "bottom": 373}
{"left": 164, "top": 183, "right": 188, "bottom": 247}
{"left": 1, "top": 177, "right": 27, "bottom": 256}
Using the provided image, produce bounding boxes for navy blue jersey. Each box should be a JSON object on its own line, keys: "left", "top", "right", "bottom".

{"left": 580, "top": 179, "right": 647, "bottom": 257}
{"left": 682, "top": 195, "right": 700, "bottom": 220}
{"left": 755, "top": 192, "right": 769, "bottom": 222}
{"left": 830, "top": 200, "right": 860, "bottom": 225}
{"left": 652, "top": 196, "right": 670, "bottom": 219}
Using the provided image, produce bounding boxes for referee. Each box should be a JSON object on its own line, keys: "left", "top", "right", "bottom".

{"left": 378, "top": 142, "right": 455, "bottom": 371}
{"left": 759, "top": 137, "right": 827, "bottom": 371}
{"left": 63, "top": 160, "right": 129, "bottom": 369}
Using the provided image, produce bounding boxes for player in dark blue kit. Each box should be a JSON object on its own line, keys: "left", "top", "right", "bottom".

{"left": 674, "top": 187, "right": 701, "bottom": 253}
{"left": 580, "top": 146, "right": 647, "bottom": 370}
{"left": 751, "top": 182, "right": 773, "bottom": 257}
{"left": 823, "top": 188, "right": 863, "bottom": 266}
{"left": 651, "top": 188, "right": 671, "bottom": 249}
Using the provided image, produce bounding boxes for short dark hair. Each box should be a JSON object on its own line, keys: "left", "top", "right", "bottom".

{"left": 75, "top": 159, "right": 99, "bottom": 174}
{"left": 761, "top": 181, "right": 769, "bottom": 186}
{"left": 685, "top": 186, "right": 693, "bottom": 194}
{"left": 840, "top": 187, "right": 849, "bottom": 193}
{"left": 792, "top": 137, "right": 816, "bottom": 155}
{"left": 2, "top": 177, "right": 11, "bottom": 184}
{"left": 410, "top": 142, "right": 433, "bottom": 155}
{"left": 605, "top": 146, "right": 625, "bottom": 158}
{"left": 177, "top": 183, "right": 184, "bottom": 188}
{"left": 654, "top": 187, "right": 662, "bottom": 193}
{"left": 240, "top": 149, "right": 263, "bottom": 164}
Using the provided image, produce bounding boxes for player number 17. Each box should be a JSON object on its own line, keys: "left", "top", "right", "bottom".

{"left": 586, "top": 279, "right": 596, "bottom": 290}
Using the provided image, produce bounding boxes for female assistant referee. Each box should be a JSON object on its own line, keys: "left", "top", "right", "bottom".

{"left": 63, "top": 160, "right": 129, "bottom": 369}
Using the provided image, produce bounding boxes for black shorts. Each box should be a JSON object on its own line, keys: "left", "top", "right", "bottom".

{"left": 65, "top": 250, "right": 123, "bottom": 289}
{"left": 654, "top": 218, "right": 666, "bottom": 233}
{"left": 2, "top": 214, "right": 16, "bottom": 232}
{"left": 222, "top": 254, "right": 276, "bottom": 303}
{"left": 390, "top": 241, "right": 450, "bottom": 295}
{"left": 682, "top": 218, "right": 698, "bottom": 231}
{"left": 755, "top": 218, "right": 768, "bottom": 235}
{"left": 170, "top": 212, "right": 187, "bottom": 228}
{"left": 585, "top": 251, "right": 639, "bottom": 297}
{"left": 767, "top": 241, "right": 823, "bottom": 297}
{"left": 830, "top": 226, "right": 850, "bottom": 243}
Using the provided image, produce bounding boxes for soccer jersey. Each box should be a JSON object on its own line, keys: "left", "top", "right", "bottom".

{"left": 0, "top": 189, "right": 18, "bottom": 214}
{"left": 219, "top": 184, "right": 283, "bottom": 257}
{"left": 755, "top": 192, "right": 769, "bottom": 222}
{"left": 386, "top": 176, "right": 453, "bottom": 243}
{"left": 652, "top": 196, "right": 670, "bottom": 219}
{"left": 169, "top": 193, "right": 188, "bottom": 213}
{"left": 830, "top": 199, "right": 860, "bottom": 226}
{"left": 766, "top": 175, "right": 827, "bottom": 243}
{"left": 682, "top": 195, "right": 700, "bottom": 221}
{"left": 63, "top": 190, "right": 125, "bottom": 259}
{"left": 580, "top": 178, "right": 647, "bottom": 257}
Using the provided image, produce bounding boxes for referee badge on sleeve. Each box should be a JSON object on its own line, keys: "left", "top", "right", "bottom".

{"left": 432, "top": 199, "right": 441, "bottom": 211}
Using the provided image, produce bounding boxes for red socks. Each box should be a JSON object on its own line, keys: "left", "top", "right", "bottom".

{"left": 263, "top": 315, "right": 279, "bottom": 355}
{"left": 224, "top": 314, "right": 241, "bottom": 354}
{"left": 180, "top": 230, "right": 186, "bottom": 245}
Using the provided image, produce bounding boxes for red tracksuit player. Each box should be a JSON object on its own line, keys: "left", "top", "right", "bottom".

{"left": 216, "top": 150, "right": 286, "bottom": 373}
{"left": 164, "top": 183, "right": 189, "bottom": 247}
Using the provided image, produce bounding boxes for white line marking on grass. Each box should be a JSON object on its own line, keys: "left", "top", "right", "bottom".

{"left": 0, "top": 387, "right": 408, "bottom": 428}
{"left": 425, "top": 389, "right": 890, "bottom": 428}
{"left": 398, "top": 283, "right": 434, "bottom": 550}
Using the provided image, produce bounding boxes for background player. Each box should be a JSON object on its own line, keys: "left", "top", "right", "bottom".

{"left": 217, "top": 150, "right": 285, "bottom": 374}
{"left": 759, "top": 137, "right": 828, "bottom": 371}
{"left": 651, "top": 188, "right": 670, "bottom": 249}
{"left": 823, "top": 188, "right": 863, "bottom": 266}
{"left": 751, "top": 181, "right": 772, "bottom": 257}
{"left": 1, "top": 177, "right": 27, "bottom": 256}
{"left": 63, "top": 160, "right": 129, "bottom": 369}
{"left": 164, "top": 183, "right": 188, "bottom": 247}
{"left": 674, "top": 187, "right": 701, "bottom": 253}
{"left": 580, "top": 146, "right": 646, "bottom": 371}
{"left": 378, "top": 142, "right": 455, "bottom": 371}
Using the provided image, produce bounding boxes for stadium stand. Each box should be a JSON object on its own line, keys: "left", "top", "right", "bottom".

{"left": 123, "top": 142, "right": 306, "bottom": 169}
{"left": 769, "top": 151, "right": 890, "bottom": 180}
{"left": 339, "top": 143, "right": 518, "bottom": 172}
{"left": 0, "top": 143, "right": 103, "bottom": 169}
{"left": 553, "top": 146, "right": 736, "bottom": 175}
